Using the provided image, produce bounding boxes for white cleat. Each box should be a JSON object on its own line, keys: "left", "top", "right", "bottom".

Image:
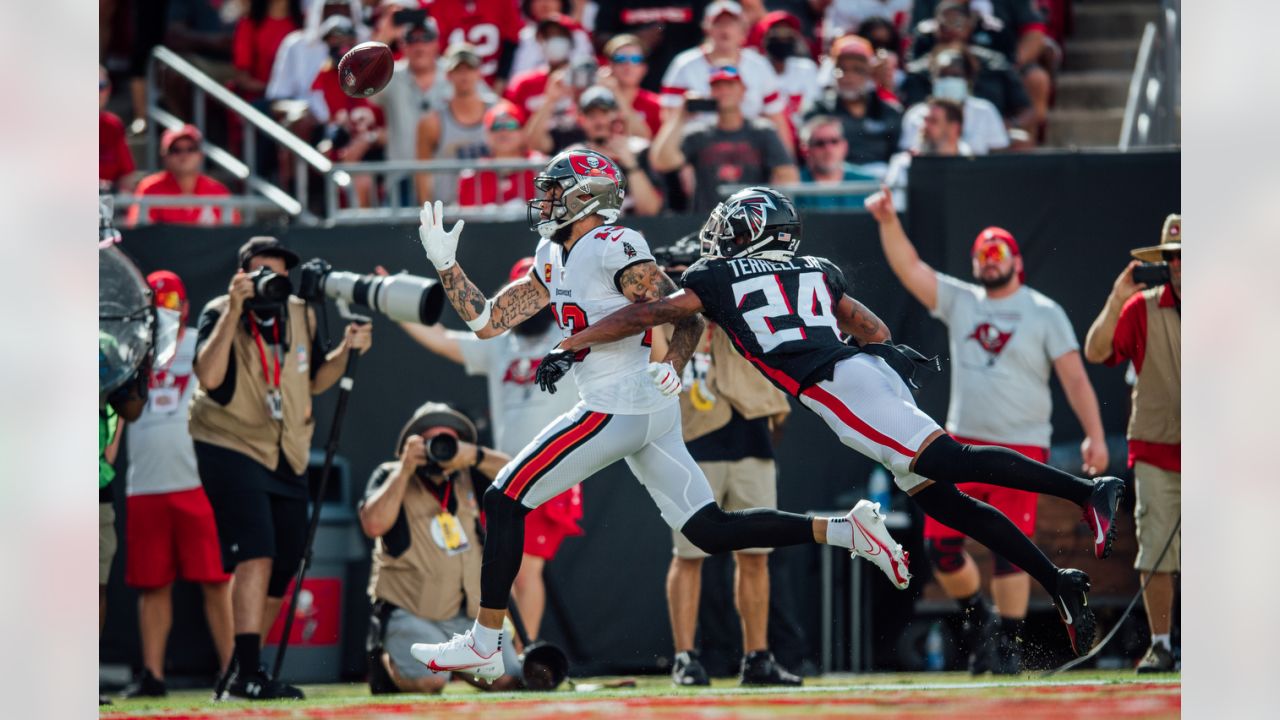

{"left": 410, "top": 630, "right": 504, "bottom": 681}
{"left": 848, "top": 499, "right": 912, "bottom": 590}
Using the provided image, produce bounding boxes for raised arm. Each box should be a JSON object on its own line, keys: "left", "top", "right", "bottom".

{"left": 865, "top": 184, "right": 939, "bottom": 310}
{"left": 836, "top": 295, "right": 892, "bottom": 347}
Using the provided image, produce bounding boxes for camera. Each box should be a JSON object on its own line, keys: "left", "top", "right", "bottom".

{"left": 685, "top": 96, "right": 718, "bottom": 114}
{"left": 1132, "top": 262, "right": 1171, "bottom": 287}
{"left": 570, "top": 59, "right": 598, "bottom": 89}
{"left": 246, "top": 266, "right": 293, "bottom": 307}
{"left": 426, "top": 434, "right": 458, "bottom": 463}
{"left": 297, "top": 258, "right": 445, "bottom": 324}
{"left": 653, "top": 232, "right": 702, "bottom": 271}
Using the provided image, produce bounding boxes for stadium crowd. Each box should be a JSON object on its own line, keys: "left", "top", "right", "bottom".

{"left": 99, "top": 0, "right": 1071, "bottom": 218}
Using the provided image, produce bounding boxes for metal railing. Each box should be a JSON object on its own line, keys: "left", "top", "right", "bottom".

{"left": 113, "top": 194, "right": 283, "bottom": 226}
{"left": 1120, "top": 0, "right": 1180, "bottom": 149}
{"left": 329, "top": 157, "right": 546, "bottom": 223}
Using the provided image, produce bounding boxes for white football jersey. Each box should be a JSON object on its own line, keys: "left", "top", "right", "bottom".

{"left": 533, "top": 225, "right": 673, "bottom": 415}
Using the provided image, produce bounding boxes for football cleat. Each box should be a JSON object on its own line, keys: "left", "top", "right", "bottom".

{"left": 120, "top": 669, "right": 167, "bottom": 698}
{"left": 671, "top": 650, "right": 710, "bottom": 687}
{"left": 1083, "top": 477, "right": 1124, "bottom": 559}
{"left": 1136, "top": 642, "right": 1176, "bottom": 674}
{"left": 739, "top": 650, "right": 802, "bottom": 686}
{"left": 848, "top": 500, "right": 912, "bottom": 590}
{"left": 410, "top": 631, "right": 504, "bottom": 681}
{"left": 1051, "top": 569, "right": 1096, "bottom": 657}
{"left": 225, "top": 665, "right": 304, "bottom": 701}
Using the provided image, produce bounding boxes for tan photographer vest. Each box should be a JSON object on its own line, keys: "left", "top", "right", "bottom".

{"left": 679, "top": 325, "right": 791, "bottom": 442}
{"left": 367, "top": 464, "right": 483, "bottom": 621}
{"left": 1127, "top": 289, "right": 1181, "bottom": 445}
{"left": 188, "top": 295, "right": 315, "bottom": 474}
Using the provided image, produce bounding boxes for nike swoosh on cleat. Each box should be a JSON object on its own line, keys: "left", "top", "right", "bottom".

{"left": 1091, "top": 508, "right": 1105, "bottom": 547}
{"left": 1058, "top": 600, "right": 1073, "bottom": 625}
{"left": 426, "top": 659, "right": 493, "bottom": 672}
{"left": 853, "top": 518, "right": 908, "bottom": 586}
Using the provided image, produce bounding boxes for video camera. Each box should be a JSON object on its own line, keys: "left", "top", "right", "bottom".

{"left": 296, "top": 258, "right": 445, "bottom": 325}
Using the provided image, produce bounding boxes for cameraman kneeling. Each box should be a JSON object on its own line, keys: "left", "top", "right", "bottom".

{"left": 191, "top": 236, "right": 372, "bottom": 700}
{"left": 360, "top": 403, "right": 522, "bottom": 694}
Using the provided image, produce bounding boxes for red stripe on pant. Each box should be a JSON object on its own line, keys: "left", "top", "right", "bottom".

{"left": 503, "top": 412, "right": 608, "bottom": 501}
{"left": 801, "top": 384, "right": 918, "bottom": 458}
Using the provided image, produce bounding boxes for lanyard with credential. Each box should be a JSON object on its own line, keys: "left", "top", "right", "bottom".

{"left": 251, "top": 320, "right": 284, "bottom": 420}
{"left": 432, "top": 479, "right": 464, "bottom": 550}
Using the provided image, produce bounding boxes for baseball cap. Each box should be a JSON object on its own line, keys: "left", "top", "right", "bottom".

{"left": 536, "top": 13, "right": 578, "bottom": 38}
{"left": 579, "top": 85, "right": 619, "bottom": 112}
{"left": 703, "top": 0, "right": 744, "bottom": 26}
{"left": 831, "top": 35, "right": 874, "bottom": 59}
{"left": 972, "top": 226, "right": 1025, "bottom": 282}
{"left": 405, "top": 15, "right": 440, "bottom": 42}
{"left": 708, "top": 65, "right": 743, "bottom": 85}
{"left": 509, "top": 257, "right": 535, "bottom": 283}
{"left": 160, "top": 124, "right": 202, "bottom": 155}
{"left": 147, "top": 270, "right": 187, "bottom": 309}
{"left": 485, "top": 102, "right": 525, "bottom": 131}
{"left": 442, "top": 42, "right": 482, "bottom": 71}
{"left": 238, "top": 236, "right": 301, "bottom": 270}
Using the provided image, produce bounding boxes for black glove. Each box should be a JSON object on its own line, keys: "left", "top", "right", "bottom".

{"left": 536, "top": 348, "right": 578, "bottom": 394}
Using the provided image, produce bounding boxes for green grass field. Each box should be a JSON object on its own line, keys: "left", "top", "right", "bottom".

{"left": 102, "top": 670, "right": 1180, "bottom": 719}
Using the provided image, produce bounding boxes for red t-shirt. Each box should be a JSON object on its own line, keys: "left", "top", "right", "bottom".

{"left": 99, "top": 111, "right": 136, "bottom": 185}
{"left": 503, "top": 67, "right": 550, "bottom": 117}
{"left": 1106, "top": 284, "right": 1180, "bottom": 471}
{"left": 456, "top": 153, "right": 539, "bottom": 206}
{"left": 233, "top": 17, "right": 299, "bottom": 88}
{"left": 632, "top": 88, "right": 663, "bottom": 138}
{"left": 311, "top": 67, "right": 386, "bottom": 159}
{"left": 127, "top": 171, "right": 238, "bottom": 226}
{"left": 425, "top": 0, "right": 523, "bottom": 84}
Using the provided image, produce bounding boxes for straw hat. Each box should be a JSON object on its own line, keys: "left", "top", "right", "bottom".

{"left": 1130, "top": 214, "right": 1181, "bottom": 262}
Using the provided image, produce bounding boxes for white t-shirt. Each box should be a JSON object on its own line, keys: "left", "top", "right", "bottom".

{"left": 125, "top": 331, "right": 201, "bottom": 496}
{"left": 534, "top": 226, "right": 673, "bottom": 414}
{"left": 508, "top": 25, "right": 595, "bottom": 79}
{"left": 823, "top": 0, "right": 914, "bottom": 42}
{"left": 453, "top": 328, "right": 581, "bottom": 455}
{"left": 659, "top": 47, "right": 785, "bottom": 119}
{"left": 775, "top": 56, "right": 821, "bottom": 127}
{"left": 900, "top": 96, "right": 1009, "bottom": 155}
{"left": 931, "top": 275, "right": 1080, "bottom": 448}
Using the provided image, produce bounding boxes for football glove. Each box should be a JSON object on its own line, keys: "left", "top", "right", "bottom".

{"left": 419, "top": 200, "right": 465, "bottom": 270}
{"left": 536, "top": 348, "right": 578, "bottom": 394}
{"left": 646, "top": 362, "right": 682, "bottom": 397}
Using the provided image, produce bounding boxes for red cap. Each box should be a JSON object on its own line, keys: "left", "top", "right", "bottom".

{"left": 509, "top": 257, "right": 535, "bottom": 283}
{"left": 484, "top": 101, "right": 526, "bottom": 130}
{"left": 160, "top": 124, "right": 203, "bottom": 155}
{"left": 972, "top": 226, "right": 1025, "bottom": 283}
{"left": 708, "top": 64, "right": 744, "bottom": 84}
{"left": 147, "top": 270, "right": 187, "bottom": 309}
{"left": 831, "top": 35, "right": 874, "bottom": 60}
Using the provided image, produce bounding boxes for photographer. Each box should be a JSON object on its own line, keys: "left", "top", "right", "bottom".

{"left": 360, "top": 403, "right": 521, "bottom": 694}
{"left": 1084, "top": 214, "right": 1181, "bottom": 674}
{"left": 190, "top": 236, "right": 372, "bottom": 700}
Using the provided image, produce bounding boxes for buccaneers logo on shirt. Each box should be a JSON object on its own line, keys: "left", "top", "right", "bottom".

{"left": 969, "top": 323, "right": 1014, "bottom": 365}
{"left": 502, "top": 358, "right": 540, "bottom": 386}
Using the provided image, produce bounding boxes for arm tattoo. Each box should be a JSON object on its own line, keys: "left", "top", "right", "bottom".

{"left": 846, "top": 297, "right": 892, "bottom": 346}
{"left": 438, "top": 265, "right": 489, "bottom": 320}
{"left": 618, "top": 261, "right": 668, "bottom": 303}
{"left": 491, "top": 280, "right": 548, "bottom": 331}
{"left": 664, "top": 309, "right": 705, "bottom": 374}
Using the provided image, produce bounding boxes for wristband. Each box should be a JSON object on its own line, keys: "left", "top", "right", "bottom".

{"left": 472, "top": 446, "right": 486, "bottom": 468}
{"left": 464, "top": 300, "right": 492, "bottom": 332}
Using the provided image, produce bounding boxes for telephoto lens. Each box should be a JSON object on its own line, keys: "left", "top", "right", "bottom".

{"left": 426, "top": 434, "right": 459, "bottom": 463}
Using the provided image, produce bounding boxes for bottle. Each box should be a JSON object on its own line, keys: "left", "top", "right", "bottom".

{"left": 925, "top": 622, "right": 945, "bottom": 671}
{"left": 868, "top": 466, "right": 891, "bottom": 510}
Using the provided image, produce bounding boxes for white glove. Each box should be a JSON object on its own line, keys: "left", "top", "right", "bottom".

{"left": 419, "top": 200, "right": 465, "bottom": 270}
{"left": 646, "top": 362, "right": 682, "bottom": 397}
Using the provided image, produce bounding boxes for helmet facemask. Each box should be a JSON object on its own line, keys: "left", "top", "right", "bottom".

{"left": 698, "top": 188, "right": 801, "bottom": 261}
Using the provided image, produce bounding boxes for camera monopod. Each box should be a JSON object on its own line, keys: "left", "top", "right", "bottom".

{"left": 271, "top": 310, "right": 370, "bottom": 682}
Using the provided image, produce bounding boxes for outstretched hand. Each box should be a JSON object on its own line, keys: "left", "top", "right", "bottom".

{"left": 863, "top": 184, "right": 897, "bottom": 225}
{"left": 536, "top": 348, "right": 578, "bottom": 394}
{"left": 419, "top": 200, "right": 466, "bottom": 271}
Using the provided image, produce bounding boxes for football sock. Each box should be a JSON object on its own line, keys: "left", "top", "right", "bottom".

{"left": 1152, "top": 633, "right": 1171, "bottom": 650}
{"left": 957, "top": 592, "right": 985, "bottom": 614}
{"left": 825, "top": 516, "right": 854, "bottom": 549}
{"left": 471, "top": 620, "right": 501, "bottom": 656}
{"left": 1000, "top": 616, "right": 1024, "bottom": 639}
{"left": 479, "top": 486, "right": 530, "bottom": 610}
{"left": 914, "top": 435, "right": 1094, "bottom": 506}
{"left": 234, "top": 633, "right": 261, "bottom": 673}
{"left": 911, "top": 481, "right": 1060, "bottom": 593}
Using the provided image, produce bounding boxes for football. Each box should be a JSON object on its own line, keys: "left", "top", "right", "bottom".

{"left": 338, "top": 41, "right": 394, "bottom": 99}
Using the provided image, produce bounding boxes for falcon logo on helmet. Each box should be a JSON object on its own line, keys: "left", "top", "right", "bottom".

{"left": 699, "top": 186, "right": 802, "bottom": 261}
{"left": 529, "top": 150, "right": 627, "bottom": 242}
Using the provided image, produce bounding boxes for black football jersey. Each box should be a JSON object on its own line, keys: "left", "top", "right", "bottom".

{"left": 680, "top": 255, "right": 860, "bottom": 396}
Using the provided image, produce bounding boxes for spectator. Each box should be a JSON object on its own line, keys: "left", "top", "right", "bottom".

{"left": 360, "top": 403, "right": 523, "bottom": 693}
{"left": 661, "top": 0, "right": 792, "bottom": 154}
{"left": 867, "top": 191, "right": 1110, "bottom": 676}
{"left": 456, "top": 103, "right": 541, "bottom": 207}
{"left": 749, "top": 11, "right": 820, "bottom": 132}
{"left": 128, "top": 125, "right": 237, "bottom": 227}
{"left": 593, "top": 0, "right": 711, "bottom": 92}
{"left": 266, "top": 0, "right": 366, "bottom": 104}
{"left": 372, "top": 15, "right": 448, "bottom": 204}
{"left": 416, "top": 43, "right": 493, "bottom": 204}
{"left": 310, "top": 16, "right": 387, "bottom": 207}
{"left": 884, "top": 97, "right": 971, "bottom": 205}
{"left": 426, "top": 0, "right": 524, "bottom": 94}
{"left": 100, "top": 66, "right": 136, "bottom": 192}
{"left": 511, "top": 0, "right": 595, "bottom": 78}
{"left": 801, "top": 35, "right": 902, "bottom": 169}
{"left": 597, "top": 34, "right": 663, "bottom": 139}
{"left": 651, "top": 65, "right": 798, "bottom": 213}
{"left": 561, "top": 87, "right": 664, "bottom": 215}
{"left": 118, "top": 271, "right": 234, "bottom": 699}
{"left": 165, "top": 0, "right": 241, "bottom": 85}
{"left": 388, "top": 259, "right": 582, "bottom": 642}
{"left": 1084, "top": 215, "right": 1182, "bottom": 674}
{"left": 505, "top": 14, "right": 584, "bottom": 151}
{"left": 821, "top": 0, "right": 913, "bottom": 48}
{"left": 911, "top": 0, "right": 1056, "bottom": 132}
{"left": 794, "top": 115, "right": 880, "bottom": 210}
{"left": 856, "top": 17, "right": 906, "bottom": 102}
{"left": 232, "top": 0, "right": 304, "bottom": 100}
{"left": 899, "top": 49, "right": 1008, "bottom": 155}
{"left": 190, "top": 237, "right": 372, "bottom": 700}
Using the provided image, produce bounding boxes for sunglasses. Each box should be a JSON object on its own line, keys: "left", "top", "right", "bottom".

{"left": 155, "top": 291, "right": 183, "bottom": 310}
{"left": 975, "top": 241, "right": 1011, "bottom": 263}
{"left": 167, "top": 144, "right": 200, "bottom": 155}
{"left": 489, "top": 119, "right": 521, "bottom": 131}
{"left": 1162, "top": 250, "right": 1180, "bottom": 262}
{"left": 612, "top": 53, "right": 645, "bottom": 65}
{"left": 809, "top": 136, "right": 844, "bottom": 148}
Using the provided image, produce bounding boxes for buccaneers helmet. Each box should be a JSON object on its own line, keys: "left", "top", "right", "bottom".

{"left": 698, "top": 186, "right": 801, "bottom": 261}
{"left": 527, "top": 149, "right": 626, "bottom": 241}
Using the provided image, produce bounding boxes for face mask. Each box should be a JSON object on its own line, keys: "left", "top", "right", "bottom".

{"left": 544, "top": 36, "right": 572, "bottom": 63}
{"left": 764, "top": 37, "right": 793, "bottom": 61}
{"left": 933, "top": 77, "right": 969, "bottom": 102}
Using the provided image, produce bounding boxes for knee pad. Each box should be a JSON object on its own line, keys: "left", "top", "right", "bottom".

{"left": 679, "top": 504, "right": 733, "bottom": 556}
{"left": 992, "top": 554, "right": 1023, "bottom": 577}
{"left": 927, "top": 536, "right": 967, "bottom": 574}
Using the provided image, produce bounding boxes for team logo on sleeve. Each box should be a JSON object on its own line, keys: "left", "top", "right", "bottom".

{"left": 623, "top": 241, "right": 637, "bottom": 258}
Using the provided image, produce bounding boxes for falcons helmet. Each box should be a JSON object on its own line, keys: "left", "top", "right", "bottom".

{"left": 698, "top": 186, "right": 801, "bottom": 261}
{"left": 527, "top": 149, "right": 626, "bottom": 241}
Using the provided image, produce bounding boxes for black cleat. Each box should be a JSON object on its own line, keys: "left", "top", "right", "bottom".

{"left": 120, "top": 669, "right": 167, "bottom": 698}
{"left": 672, "top": 650, "right": 710, "bottom": 687}
{"left": 1084, "top": 477, "right": 1124, "bottom": 559}
{"left": 961, "top": 603, "right": 999, "bottom": 675}
{"left": 225, "top": 665, "right": 305, "bottom": 701}
{"left": 1136, "top": 642, "right": 1176, "bottom": 674}
{"left": 739, "top": 651, "right": 802, "bottom": 686}
{"left": 992, "top": 630, "right": 1024, "bottom": 675}
{"left": 1052, "top": 569, "right": 1096, "bottom": 657}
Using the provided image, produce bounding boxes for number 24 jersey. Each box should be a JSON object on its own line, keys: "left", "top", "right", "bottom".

{"left": 680, "top": 255, "right": 859, "bottom": 396}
